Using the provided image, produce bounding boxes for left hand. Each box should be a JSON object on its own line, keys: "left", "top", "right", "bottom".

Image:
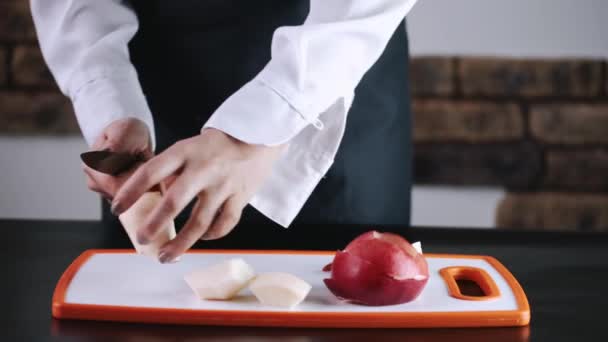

{"left": 111, "top": 128, "right": 284, "bottom": 263}
{"left": 83, "top": 118, "right": 153, "bottom": 201}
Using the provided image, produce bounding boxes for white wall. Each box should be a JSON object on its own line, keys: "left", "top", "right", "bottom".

{"left": 1, "top": 0, "right": 606, "bottom": 226}
{"left": 407, "top": 0, "right": 608, "bottom": 58}
{"left": 0, "top": 137, "right": 99, "bottom": 220}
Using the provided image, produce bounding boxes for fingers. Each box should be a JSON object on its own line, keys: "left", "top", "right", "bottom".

{"left": 158, "top": 191, "right": 226, "bottom": 263}
{"left": 83, "top": 163, "right": 141, "bottom": 199}
{"left": 135, "top": 170, "right": 201, "bottom": 245}
{"left": 201, "top": 195, "right": 244, "bottom": 241}
{"left": 83, "top": 165, "right": 117, "bottom": 200}
{"left": 112, "top": 147, "right": 184, "bottom": 215}
{"left": 84, "top": 166, "right": 104, "bottom": 192}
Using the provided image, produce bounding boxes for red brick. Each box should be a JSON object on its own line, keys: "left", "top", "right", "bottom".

{"left": 496, "top": 193, "right": 608, "bottom": 232}
{"left": 0, "top": 48, "right": 6, "bottom": 85}
{"left": 605, "top": 61, "right": 608, "bottom": 97}
{"left": 0, "top": 91, "right": 78, "bottom": 134}
{"left": 413, "top": 100, "right": 524, "bottom": 143}
{"left": 530, "top": 104, "right": 608, "bottom": 144}
{"left": 0, "top": 0, "right": 37, "bottom": 42}
{"left": 12, "top": 45, "right": 56, "bottom": 88}
{"left": 459, "top": 57, "right": 603, "bottom": 98}
{"left": 409, "top": 57, "right": 454, "bottom": 96}
{"left": 544, "top": 149, "right": 608, "bottom": 191}
{"left": 414, "top": 142, "right": 542, "bottom": 188}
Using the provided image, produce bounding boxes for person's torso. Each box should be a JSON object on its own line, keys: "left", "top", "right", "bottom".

{"left": 127, "top": 0, "right": 413, "bottom": 225}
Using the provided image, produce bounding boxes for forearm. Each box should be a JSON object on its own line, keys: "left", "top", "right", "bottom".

{"left": 30, "top": 0, "right": 156, "bottom": 149}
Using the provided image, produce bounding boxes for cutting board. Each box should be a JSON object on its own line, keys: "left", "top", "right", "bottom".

{"left": 52, "top": 249, "right": 530, "bottom": 328}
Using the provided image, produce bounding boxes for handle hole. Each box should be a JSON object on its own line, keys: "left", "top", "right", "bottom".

{"left": 440, "top": 266, "right": 501, "bottom": 301}
{"left": 455, "top": 278, "right": 486, "bottom": 297}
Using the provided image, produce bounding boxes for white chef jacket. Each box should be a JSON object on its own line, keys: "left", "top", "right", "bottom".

{"left": 30, "top": 0, "right": 418, "bottom": 228}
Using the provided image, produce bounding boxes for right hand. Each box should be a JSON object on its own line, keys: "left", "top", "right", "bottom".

{"left": 83, "top": 118, "right": 153, "bottom": 202}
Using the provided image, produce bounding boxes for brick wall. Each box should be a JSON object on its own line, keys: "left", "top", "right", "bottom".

{"left": 0, "top": 0, "right": 77, "bottom": 135}
{"left": 410, "top": 57, "right": 608, "bottom": 232}
{"left": 1, "top": 0, "right": 607, "bottom": 231}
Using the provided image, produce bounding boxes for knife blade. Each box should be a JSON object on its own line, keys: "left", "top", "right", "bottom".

{"left": 80, "top": 151, "right": 145, "bottom": 176}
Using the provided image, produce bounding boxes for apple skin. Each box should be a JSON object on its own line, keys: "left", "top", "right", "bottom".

{"left": 323, "top": 231, "right": 429, "bottom": 306}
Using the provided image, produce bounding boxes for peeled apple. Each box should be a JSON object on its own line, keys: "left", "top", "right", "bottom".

{"left": 249, "top": 272, "right": 311, "bottom": 308}
{"left": 323, "top": 231, "right": 429, "bottom": 306}
{"left": 184, "top": 258, "right": 256, "bottom": 300}
{"left": 119, "top": 191, "right": 176, "bottom": 259}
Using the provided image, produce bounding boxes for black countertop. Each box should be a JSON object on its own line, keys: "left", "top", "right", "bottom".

{"left": 3, "top": 219, "right": 608, "bottom": 341}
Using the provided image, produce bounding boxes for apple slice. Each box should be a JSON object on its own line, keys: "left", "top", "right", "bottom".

{"left": 249, "top": 272, "right": 311, "bottom": 308}
{"left": 184, "top": 258, "right": 255, "bottom": 300}
{"left": 119, "top": 191, "right": 176, "bottom": 259}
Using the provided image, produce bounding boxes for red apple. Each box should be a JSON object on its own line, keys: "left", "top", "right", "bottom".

{"left": 323, "top": 231, "right": 429, "bottom": 306}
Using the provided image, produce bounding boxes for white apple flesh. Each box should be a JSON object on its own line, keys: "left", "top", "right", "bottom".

{"left": 118, "top": 191, "right": 176, "bottom": 259}
{"left": 249, "top": 272, "right": 311, "bottom": 308}
{"left": 411, "top": 241, "right": 423, "bottom": 254}
{"left": 184, "top": 258, "right": 256, "bottom": 300}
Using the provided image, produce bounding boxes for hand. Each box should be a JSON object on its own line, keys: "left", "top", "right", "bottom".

{"left": 83, "top": 118, "right": 152, "bottom": 201}
{"left": 111, "top": 128, "right": 284, "bottom": 263}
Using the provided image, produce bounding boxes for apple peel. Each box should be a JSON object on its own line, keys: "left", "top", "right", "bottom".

{"left": 322, "top": 237, "right": 424, "bottom": 274}
{"left": 323, "top": 231, "right": 429, "bottom": 306}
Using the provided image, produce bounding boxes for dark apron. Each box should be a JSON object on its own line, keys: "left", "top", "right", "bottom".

{"left": 102, "top": 0, "right": 412, "bottom": 242}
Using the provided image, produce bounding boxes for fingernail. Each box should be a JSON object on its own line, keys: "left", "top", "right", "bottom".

{"left": 158, "top": 251, "right": 179, "bottom": 264}
{"left": 158, "top": 251, "right": 168, "bottom": 263}
{"left": 136, "top": 233, "right": 149, "bottom": 245}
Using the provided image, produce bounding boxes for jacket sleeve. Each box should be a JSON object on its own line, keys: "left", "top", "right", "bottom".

{"left": 203, "top": 0, "right": 418, "bottom": 147}
{"left": 30, "top": 0, "right": 156, "bottom": 149}
{"left": 203, "top": 0, "right": 418, "bottom": 227}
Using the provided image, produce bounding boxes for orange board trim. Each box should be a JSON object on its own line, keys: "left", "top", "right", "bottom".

{"left": 439, "top": 266, "right": 502, "bottom": 301}
{"left": 52, "top": 249, "right": 530, "bottom": 328}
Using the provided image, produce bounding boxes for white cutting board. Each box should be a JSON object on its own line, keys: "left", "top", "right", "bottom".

{"left": 52, "top": 250, "right": 530, "bottom": 328}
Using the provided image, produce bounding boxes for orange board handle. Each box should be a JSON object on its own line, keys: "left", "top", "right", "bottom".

{"left": 439, "top": 266, "right": 501, "bottom": 301}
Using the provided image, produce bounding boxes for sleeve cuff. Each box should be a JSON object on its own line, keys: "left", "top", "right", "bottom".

{"left": 70, "top": 68, "right": 156, "bottom": 151}
{"left": 202, "top": 78, "right": 321, "bottom": 146}
{"left": 249, "top": 144, "right": 334, "bottom": 227}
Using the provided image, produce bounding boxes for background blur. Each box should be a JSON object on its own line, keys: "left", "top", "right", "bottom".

{"left": 1, "top": 0, "right": 607, "bottom": 231}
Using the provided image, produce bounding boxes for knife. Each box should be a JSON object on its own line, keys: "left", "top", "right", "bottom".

{"left": 81, "top": 150, "right": 164, "bottom": 195}
{"left": 80, "top": 150, "right": 146, "bottom": 176}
